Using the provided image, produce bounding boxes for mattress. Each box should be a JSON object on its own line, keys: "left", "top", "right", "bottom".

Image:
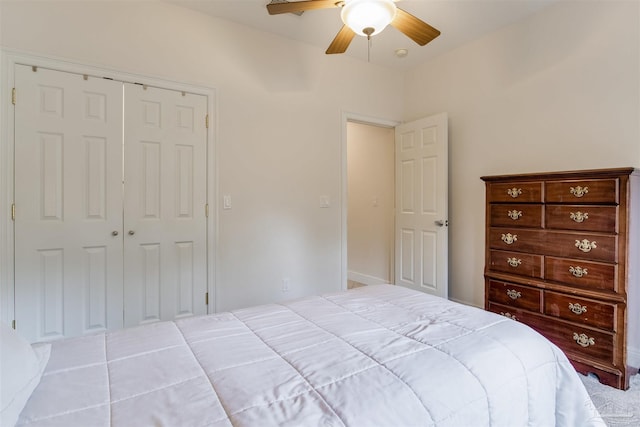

{"left": 17, "top": 284, "right": 604, "bottom": 426}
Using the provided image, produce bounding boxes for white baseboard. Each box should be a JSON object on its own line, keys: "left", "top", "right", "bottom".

{"left": 347, "top": 271, "right": 390, "bottom": 287}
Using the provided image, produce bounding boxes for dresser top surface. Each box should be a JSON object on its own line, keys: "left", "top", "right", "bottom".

{"left": 481, "top": 167, "right": 638, "bottom": 182}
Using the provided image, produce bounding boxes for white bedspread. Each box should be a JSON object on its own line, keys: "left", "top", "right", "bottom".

{"left": 17, "top": 285, "right": 604, "bottom": 426}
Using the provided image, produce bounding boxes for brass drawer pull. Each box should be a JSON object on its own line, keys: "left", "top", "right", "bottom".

{"left": 569, "top": 266, "right": 588, "bottom": 278}
{"left": 569, "top": 211, "right": 589, "bottom": 223}
{"left": 507, "top": 210, "right": 523, "bottom": 220}
{"left": 501, "top": 233, "right": 518, "bottom": 245}
{"left": 569, "top": 186, "right": 589, "bottom": 198}
{"left": 573, "top": 332, "right": 595, "bottom": 348}
{"left": 500, "top": 312, "right": 518, "bottom": 321}
{"left": 506, "top": 289, "right": 522, "bottom": 300}
{"left": 507, "top": 188, "right": 522, "bottom": 198}
{"left": 569, "top": 303, "right": 588, "bottom": 315}
{"left": 575, "top": 239, "right": 596, "bottom": 253}
{"left": 506, "top": 257, "right": 522, "bottom": 268}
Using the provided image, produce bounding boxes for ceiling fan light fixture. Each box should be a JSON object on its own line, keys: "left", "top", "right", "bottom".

{"left": 341, "top": 0, "right": 397, "bottom": 38}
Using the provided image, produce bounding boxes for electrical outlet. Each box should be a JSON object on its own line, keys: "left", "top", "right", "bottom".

{"left": 282, "top": 278, "right": 290, "bottom": 293}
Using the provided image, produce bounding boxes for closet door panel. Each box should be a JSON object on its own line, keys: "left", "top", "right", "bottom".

{"left": 123, "top": 84, "right": 207, "bottom": 327}
{"left": 14, "top": 65, "right": 124, "bottom": 342}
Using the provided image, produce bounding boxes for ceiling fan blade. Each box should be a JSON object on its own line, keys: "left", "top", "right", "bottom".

{"left": 391, "top": 8, "right": 441, "bottom": 46}
{"left": 267, "top": 1, "right": 339, "bottom": 16}
{"left": 326, "top": 25, "right": 356, "bottom": 54}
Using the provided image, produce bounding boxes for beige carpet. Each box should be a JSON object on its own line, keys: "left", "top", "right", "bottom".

{"left": 347, "top": 280, "right": 366, "bottom": 289}
{"left": 580, "top": 373, "right": 640, "bottom": 426}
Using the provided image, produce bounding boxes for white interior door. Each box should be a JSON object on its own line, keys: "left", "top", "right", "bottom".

{"left": 14, "top": 65, "right": 124, "bottom": 342}
{"left": 123, "top": 84, "right": 208, "bottom": 327}
{"left": 395, "top": 113, "right": 448, "bottom": 298}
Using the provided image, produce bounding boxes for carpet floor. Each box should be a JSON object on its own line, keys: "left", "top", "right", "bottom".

{"left": 580, "top": 373, "right": 640, "bottom": 426}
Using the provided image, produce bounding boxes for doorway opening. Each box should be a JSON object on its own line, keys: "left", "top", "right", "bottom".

{"left": 345, "top": 119, "right": 396, "bottom": 289}
{"left": 342, "top": 112, "right": 449, "bottom": 297}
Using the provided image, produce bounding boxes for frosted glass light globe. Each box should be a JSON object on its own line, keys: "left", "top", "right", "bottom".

{"left": 341, "top": 0, "right": 397, "bottom": 37}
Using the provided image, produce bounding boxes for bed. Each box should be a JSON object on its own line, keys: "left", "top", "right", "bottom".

{"left": 3, "top": 284, "right": 604, "bottom": 426}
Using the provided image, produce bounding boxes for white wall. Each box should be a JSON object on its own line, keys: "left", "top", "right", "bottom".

{"left": 403, "top": 0, "right": 640, "bottom": 307}
{"left": 347, "top": 122, "right": 395, "bottom": 285}
{"left": 0, "top": 1, "right": 405, "bottom": 312}
{"left": 3, "top": 0, "right": 639, "bottom": 317}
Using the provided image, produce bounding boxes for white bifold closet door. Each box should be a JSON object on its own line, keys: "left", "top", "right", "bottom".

{"left": 14, "top": 66, "right": 208, "bottom": 343}
{"left": 122, "top": 83, "right": 207, "bottom": 327}
{"left": 14, "top": 65, "right": 125, "bottom": 342}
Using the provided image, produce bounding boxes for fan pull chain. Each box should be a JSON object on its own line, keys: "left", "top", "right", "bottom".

{"left": 363, "top": 27, "right": 374, "bottom": 63}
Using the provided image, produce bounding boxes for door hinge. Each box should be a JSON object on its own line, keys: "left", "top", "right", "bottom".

{"left": 205, "top": 203, "right": 209, "bottom": 218}
{"left": 11, "top": 88, "right": 16, "bottom": 105}
{"left": 205, "top": 292, "right": 209, "bottom": 305}
{"left": 12, "top": 320, "right": 16, "bottom": 330}
{"left": 11, "top": 203, "right": 15, "bottom": 221}
{"left": 205, "top": 114, "right": 209, "bottom": 129}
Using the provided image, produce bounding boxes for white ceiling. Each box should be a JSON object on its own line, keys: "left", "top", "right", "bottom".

{"left": 169, "top": 0, "right": 557, "bottom": 69}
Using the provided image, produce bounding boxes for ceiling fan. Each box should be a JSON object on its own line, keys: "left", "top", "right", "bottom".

{"left": 266, "top": 0, "right": 440, "bottom": 54}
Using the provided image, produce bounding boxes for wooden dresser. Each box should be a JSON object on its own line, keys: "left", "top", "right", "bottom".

{"left": 481, "top": 168, "right": 639, "bottom": 389}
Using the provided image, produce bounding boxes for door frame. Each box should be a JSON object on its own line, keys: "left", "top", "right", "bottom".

{"left": 0, "top": 49, "right": 218, "bottom": 325}
{"left": 340, "top": 111, "right": 400, "bottom": 290}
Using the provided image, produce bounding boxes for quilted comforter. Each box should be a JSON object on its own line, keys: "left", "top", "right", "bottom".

{"left": 18, "top": 285, "right": 604, "bottom": 426}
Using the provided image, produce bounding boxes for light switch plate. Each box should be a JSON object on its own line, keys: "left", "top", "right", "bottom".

{"left": 223, "top": 195, "right": 232, "bottom": 210}
{"left": 320, "top": 196, "right": 330, "bottom": 208}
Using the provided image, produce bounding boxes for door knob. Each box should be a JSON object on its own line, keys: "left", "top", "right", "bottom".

{"left": 128, "top": 230, "right": 135, "bottom": 236}
{"left": 112, "top": 230, "right": 119, "bottom": 236}
{"left": 435, "top": 220, "right": 448, "bottom": 227}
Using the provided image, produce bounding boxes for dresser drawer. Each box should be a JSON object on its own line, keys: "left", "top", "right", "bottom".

{"left": 545, "top": 205, "right": 618, "bottom": 233}
{"left": 489, "top": 250, "right": 543, "bottom": 278}
{"left": 544, "top": 291, "right": 616, "bottom": 331}
{"left": 488, "top": 228, "right": 546, "bottom": 253}
{"left": 545, "top": 257, "right": 618, "bottom": 292}
{"left": 545, "top": 179, "right": 619, "bottom": 204}
{"left": 488, "top": 181, "right": 543, "bottom": 203}
{"left": 532, "top": 320, "right": 615, "bottom": 366}
{"left": 488, "top": 280, "right": 541, "bottom": 311}
{"left": 489, "top": 204, "right": 543, "bottom": 228}
{"left": 544, "top": 231, "right": 617, "bottom": 262}
{"left": 488, "top": 302, "right": 538, "bottom": 324}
